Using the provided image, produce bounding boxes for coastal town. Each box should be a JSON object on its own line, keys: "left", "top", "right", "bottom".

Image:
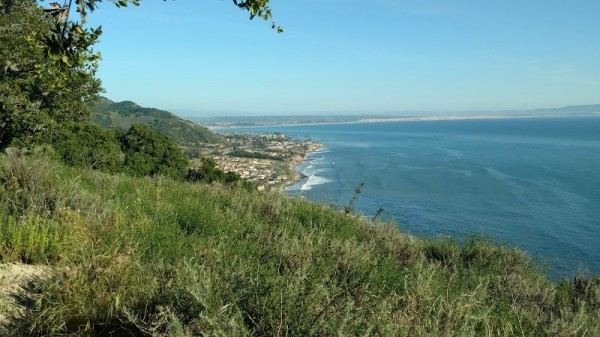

{"left": 190, "top": 132, "right": 323, "bottom": 190}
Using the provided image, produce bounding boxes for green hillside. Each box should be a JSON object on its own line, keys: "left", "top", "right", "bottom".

{"left": 90, "top": 97, "right": 223, "bottom": 145}
{"left": 1, "top": 152, "right": 598, "bottom": 336}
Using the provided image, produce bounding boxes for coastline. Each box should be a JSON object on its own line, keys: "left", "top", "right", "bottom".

{"left": 207, "top": 113, "right": 600, "bottom": 131}
{"left": 283, "top": 143, "right": 325, "bottom": 190}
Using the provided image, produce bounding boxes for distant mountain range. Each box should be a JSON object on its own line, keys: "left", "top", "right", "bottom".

{"left": 91, "top": 97, "right": 223, "bottom": 145}
{"left": 500, "top": 104, "right": 600, "bottom": 115}
{"left": 91, "top": 99, "right": 600, "bottom": 136}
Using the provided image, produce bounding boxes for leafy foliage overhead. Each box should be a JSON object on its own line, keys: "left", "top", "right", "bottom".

{"left": 0, "top": 0, "right": 101, "bottom": 150}
{"left": 38, "top": 0, "right": 281, "bottom": 69}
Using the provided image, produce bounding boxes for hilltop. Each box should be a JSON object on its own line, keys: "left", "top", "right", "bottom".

{"left": 524, "top": 103, "right": 600, "bottom": 115}
{"left": 91, "top": 97, "right": 223, "bottom": 146}
{"left": 0, "top": 152, "right": 598, "bottom": 335}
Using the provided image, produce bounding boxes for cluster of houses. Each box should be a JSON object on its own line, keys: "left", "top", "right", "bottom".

{"left": 211, "top": 133, "right": 322, "bottom": 190}
{"left": 212, "top": 155, "right": 289, "bottom": 190}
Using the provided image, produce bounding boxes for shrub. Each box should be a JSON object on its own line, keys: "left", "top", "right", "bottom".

{"left": 186, "top": 157, "right": 253, "bottom": 190}
{"left": 120, "top": 124, "right": 188, "bottom": 179}
{"left": 50, "top": 122, "right": 124, "bottom": 173}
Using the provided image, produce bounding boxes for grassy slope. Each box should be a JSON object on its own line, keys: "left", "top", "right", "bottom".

{"left": 0, "top": 151, "right": 598, "bottom": 336}
{"left": 91, "top": 97, "right": 224, "bottom": 146}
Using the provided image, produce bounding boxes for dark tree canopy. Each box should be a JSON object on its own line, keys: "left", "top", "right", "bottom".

{"left": 0, "top": 0, "right": 101, "bottom": 149}
{"left": 51, "top": 122, "right": 124, "bottom": 172}
{"left": 120, "top": 124, "right": 188, "bottom": 179}
{"left": 41, "top": 0, "right": 281, "bottom": 60}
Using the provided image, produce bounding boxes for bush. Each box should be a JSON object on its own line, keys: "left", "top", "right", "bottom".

{"left": 119, "top": 124, "right": 188, "bottom": 179}
{"left": 50, "top": 122, "right": 124, "bottom": 173}
{"left": 186, "top": 157, "right": 253, "bottom": 190}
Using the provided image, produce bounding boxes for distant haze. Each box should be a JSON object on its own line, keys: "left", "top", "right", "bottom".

{"left": 89, "top": 1, "right": 600, "bottom": 116}
{"left": 179, "top": 104, "right": 600, "bottom": 119}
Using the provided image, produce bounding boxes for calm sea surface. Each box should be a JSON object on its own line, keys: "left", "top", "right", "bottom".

{"left": 225, "top": 117, "right": 600, "bottom": 278}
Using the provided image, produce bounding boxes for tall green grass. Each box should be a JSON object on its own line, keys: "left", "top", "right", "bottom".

{"left": 0, "top": 151, "right": 598, "bottom": 336}
{"left": 0, "top": 216, "right": 67, "bottom": 263}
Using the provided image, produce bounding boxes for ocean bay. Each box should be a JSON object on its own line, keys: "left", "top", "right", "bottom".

{"left": 227, "top": 116, "right": 600, "bottom": 278}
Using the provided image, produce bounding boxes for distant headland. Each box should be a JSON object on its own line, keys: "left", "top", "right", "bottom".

{"left": 190, "top": 104, "right": 600, "bottom": 129}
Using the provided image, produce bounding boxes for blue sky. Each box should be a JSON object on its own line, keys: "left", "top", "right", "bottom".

{"left": 87, "top": 0, "right": 600, "bottom": 116}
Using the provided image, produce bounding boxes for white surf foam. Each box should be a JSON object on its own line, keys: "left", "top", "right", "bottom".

{"left": 300, "top": 174, "right": 331, "bottom": 191}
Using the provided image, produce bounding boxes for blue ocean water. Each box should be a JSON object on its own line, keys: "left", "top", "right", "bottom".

{"left": 226, "top": 117, "right": 600, "bottom": 278}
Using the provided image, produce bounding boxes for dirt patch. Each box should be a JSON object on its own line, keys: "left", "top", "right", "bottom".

{"left": 0, "top": 263, "right": 51, "bottom": 334}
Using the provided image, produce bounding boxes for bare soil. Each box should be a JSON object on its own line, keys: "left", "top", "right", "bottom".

{"left": 0, "top": 263, "right": 51, "bottom": 335}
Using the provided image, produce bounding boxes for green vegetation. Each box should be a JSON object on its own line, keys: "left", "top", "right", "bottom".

{"left": 0, "top": 152, "right": 598, "bottom": 336}
{"left": 2, "top": 1, "right": 598, "bottom": 335}
{"left": 49, "top": 121, "right": 247, "bottom": 187}
{"left": 1, "top": 0, "right": 273, "bottom": 150}
{"left": 48, "top": 122, "right": 191, "bottom": 180}
{"left": 50, "top": 122, "right": 124, "bottom": 173}
{"left": 120, "top": 124, "right": 189, "bottom": 179}
{"left": 0, "top": 0, "right": 101, "bottom": 150}
{"left": 91, "top": 97, "right": 224, "bottom": 146}
{"left": 187, "top": 157, "right": 252, "bottom": 190}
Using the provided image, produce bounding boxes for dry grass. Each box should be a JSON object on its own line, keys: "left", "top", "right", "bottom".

{"left": 0, "top": 151, "right": 598, "bottom": 336}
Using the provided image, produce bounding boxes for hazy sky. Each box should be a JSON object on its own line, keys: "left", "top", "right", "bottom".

{"left": 88, "top": 0, "right": 600, "bottom": 116}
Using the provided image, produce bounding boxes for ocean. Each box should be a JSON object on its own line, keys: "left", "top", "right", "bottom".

{"left": 225, "top": 116, "right": 600, "bottom": 279}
